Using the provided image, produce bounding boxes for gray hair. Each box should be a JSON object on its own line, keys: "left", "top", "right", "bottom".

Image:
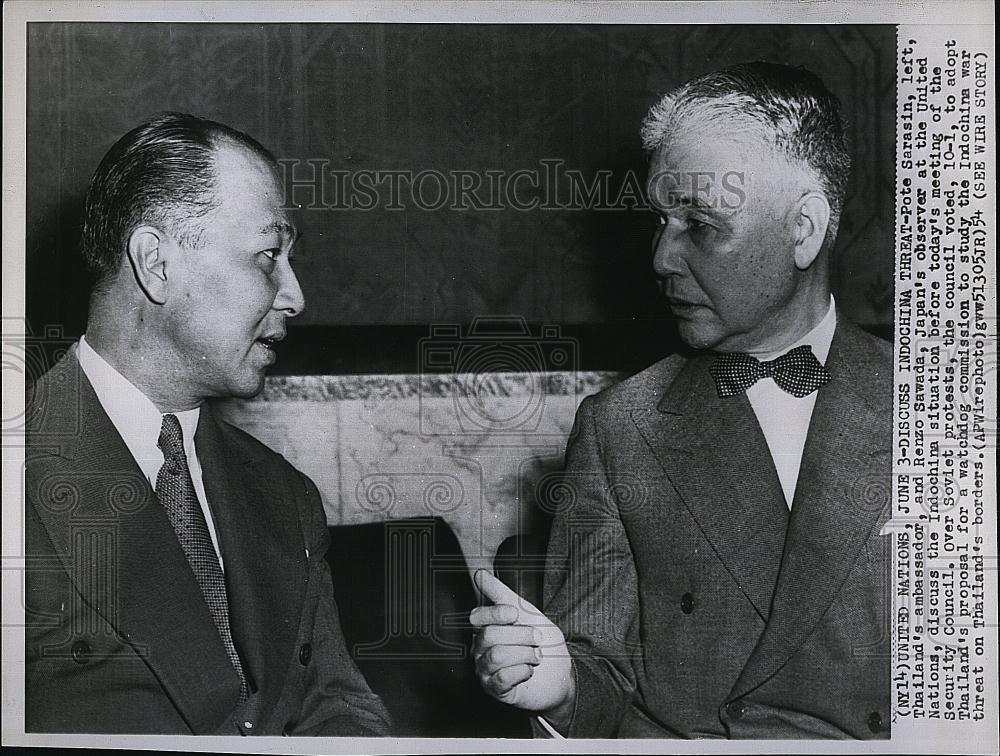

{"left": 641, "top": 62, "right": 851, "bottom": 244}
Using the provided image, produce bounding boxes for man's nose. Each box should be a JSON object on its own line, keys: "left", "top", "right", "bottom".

{"left": 274, "top": 258, "right": 306, "bottom": 317}
{"left": 652, "top": 223, "right": 686, "bottom": 278}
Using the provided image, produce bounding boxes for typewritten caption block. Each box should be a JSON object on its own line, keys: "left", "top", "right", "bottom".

{"left": 894, "top": 25, "right": 997, "bottom": 736}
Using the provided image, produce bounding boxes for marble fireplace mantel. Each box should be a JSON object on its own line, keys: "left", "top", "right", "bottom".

{"left": 216, "top": 371, "right": 623, "bottom": 573}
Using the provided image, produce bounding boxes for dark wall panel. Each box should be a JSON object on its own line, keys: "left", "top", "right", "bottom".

{"left": 26, "top": 23, "right": 895, "bottom": 365}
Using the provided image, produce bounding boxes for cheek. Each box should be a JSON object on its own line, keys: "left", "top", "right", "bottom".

{"left": 732, "top": 226, "right": 794, "bottom": 287}
{"left": 219, "top": 268, "right": 278, "bottom": 320}
{"left": 689, "top": 239, "right": 745, "bottom": 298}
{"left": 696, "top": 247, "right": 783, "bottom": 319}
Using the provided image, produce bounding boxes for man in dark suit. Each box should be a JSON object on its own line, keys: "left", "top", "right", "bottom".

{"left": 25, "top": 113, "right": 391, "bottom": 735}
{"left": 470, "top": 62, "right": 892, "bottom": 738}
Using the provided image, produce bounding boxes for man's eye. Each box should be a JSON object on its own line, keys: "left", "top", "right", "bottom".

{"left": 260, "top": 249, "right": 279, "bottom": 260}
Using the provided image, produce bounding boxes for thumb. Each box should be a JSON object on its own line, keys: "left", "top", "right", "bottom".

{"left": 474, "top": 569, "right": 537, "bottom": 612}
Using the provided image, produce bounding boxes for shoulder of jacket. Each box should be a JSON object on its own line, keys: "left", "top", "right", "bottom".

{"left": 582, "top": 353, "right": 689, "bottom": 416}
{"left": 832, "top": 318, "right": 894, "bottom": 412}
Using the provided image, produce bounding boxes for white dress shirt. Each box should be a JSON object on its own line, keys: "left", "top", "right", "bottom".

{"left": 744, "top": 296, "right": 837, "bottom": 507}
{"left": 77, "top": 335, "right": 225, "bottom": 569}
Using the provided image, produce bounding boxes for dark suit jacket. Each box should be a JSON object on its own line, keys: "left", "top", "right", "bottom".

{"left": 543, "top": 319, "right": 892, "bottom": 739}
{"left": 24, "top": 350, "right": 391, "bottom": 735}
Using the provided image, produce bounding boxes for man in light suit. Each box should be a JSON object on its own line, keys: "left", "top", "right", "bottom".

{"left": 25, "top": 113, "right": 391, "bottom": 735}
{"left": 470, "top": 62, "right": 892, "bottom": 738}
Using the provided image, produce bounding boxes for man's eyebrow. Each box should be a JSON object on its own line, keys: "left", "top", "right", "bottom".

{"left": 257, "top": 220, "right": 299, "bottom": 239}
{"left": 667, "top": 193, "right": 713, "bottom": 210}
{"left": 649, "top": 192, "right": 717, "bottom": 215}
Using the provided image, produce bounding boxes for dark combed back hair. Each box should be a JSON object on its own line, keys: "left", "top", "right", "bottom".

{"left": 641, "top": 61, "right": 851, "bottom": 243}
{"left": 80, "top": 112, "right": 277, "bottom": 290}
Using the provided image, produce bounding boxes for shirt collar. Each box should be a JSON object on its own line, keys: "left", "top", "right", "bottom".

{"left": 753, "top": 295, "right": 837, "bottom": 365}
{"left": 77, "top": 335, "right": 201, "bottom": 476}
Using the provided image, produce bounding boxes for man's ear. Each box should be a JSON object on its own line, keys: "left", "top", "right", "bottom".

{"left": 792, "top": 192, "right": 831, "bottom": 270}
{"left": 125, "top": 226, "right": 171, "bottom": 304}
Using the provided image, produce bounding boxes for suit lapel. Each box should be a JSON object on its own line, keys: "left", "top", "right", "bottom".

{"left": 28, "top": 355, "right": 244, "bottom": 732}
{"left": 630, "top": 354, "right": 789, "bottom": 622}
{"left": 195, "top": 404, "right": 307, "bottom": 721}
{"left": 730, "top": 324, "right": 892, "bottom": 700}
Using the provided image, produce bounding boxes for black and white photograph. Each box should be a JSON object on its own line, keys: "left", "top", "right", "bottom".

{"left": 2, "top": 2, "right": 996, "bottom": 753}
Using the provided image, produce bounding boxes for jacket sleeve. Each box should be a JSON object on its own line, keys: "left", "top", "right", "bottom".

{"left": 541, "top": 395, "right": 644, "bottom": 737}
{"left": 287, "top": 474, "right": 392, "bottom": 736}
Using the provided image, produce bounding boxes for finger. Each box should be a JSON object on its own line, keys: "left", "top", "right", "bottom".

{"left": 469, "top": 603, "right": 519, "bottom": 627}
{"left": 475, "top": 569, "right": 536, "bottom": 610}
{"left": 486, "top": 663, "right": 534, "bottom": 696}
{"left": 473, "top": 624, "right": 538, "bottom": 656}
{"left": 477, "top": 644, "right": 542, "bottom": 674}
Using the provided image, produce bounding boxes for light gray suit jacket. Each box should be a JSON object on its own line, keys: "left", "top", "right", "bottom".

{"left": 543, "top": 319, "right": 892, "bottom": 738}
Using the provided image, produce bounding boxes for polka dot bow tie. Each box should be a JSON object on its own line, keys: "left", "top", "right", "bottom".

{"left": 709, "top": 344, "right": 832, "bottom": 398}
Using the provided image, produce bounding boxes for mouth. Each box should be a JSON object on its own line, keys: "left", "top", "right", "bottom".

{"left": 667, "top": 299, "right": 701, "bottom": 310}
{"left": 254, "top": 333, "right": 285, "bottom": 353}
{"left": 665, "top": 300, "right": 710, "bottom": 322}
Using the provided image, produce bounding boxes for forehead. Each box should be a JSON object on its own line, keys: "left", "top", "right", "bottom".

{"left": 650, "top": 128, "right": 758, "bottom": 180}
{"left": 209, "top": 142, "right": 294, "bottom": 239}
{"left": 646, "top": 125, "right": 791, "bottom": 215}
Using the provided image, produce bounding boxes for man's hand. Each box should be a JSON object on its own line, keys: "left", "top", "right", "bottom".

{"left": 469, "top": 570, "right": 575, "bottom": 727}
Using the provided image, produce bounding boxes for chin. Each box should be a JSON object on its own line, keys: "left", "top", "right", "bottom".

{"left": 226, "top": 372, "right": 268, "bottom": 400}
{"left": 677, "top": 324, "right": 723, "bottom": 352}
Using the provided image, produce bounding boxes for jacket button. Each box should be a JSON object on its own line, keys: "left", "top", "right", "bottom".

{"left": 867, "top": 710, "right": 883, "bottom": 733}
{"left": 726, "top": 700, "right": 747, "bottom": 719}
{"left": 298, "top": 643, "right": 312, "bottom": 665}
{"left": 680, "top": 592, "right": 695, "bottom": 614}
{"left": 71, "top": 640, "right": 92, "bottom": 664}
